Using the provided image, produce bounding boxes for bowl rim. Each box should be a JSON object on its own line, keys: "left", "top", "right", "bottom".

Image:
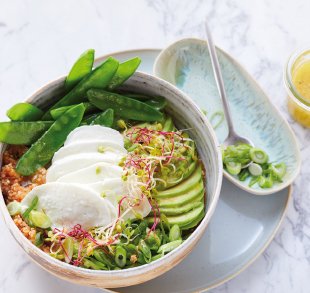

{"left": 153, "top": 37, "right": 301, "bottom": 196}
{"left": 0, "top": 69, "right": 223, "bottom": 279}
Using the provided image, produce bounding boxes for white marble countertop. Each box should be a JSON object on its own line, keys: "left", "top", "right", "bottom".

{"left": 0, "top": 0, "right": 309, "bottom": 292}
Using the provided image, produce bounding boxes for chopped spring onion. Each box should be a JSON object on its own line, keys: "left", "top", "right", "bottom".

{"left": 248, "top": 163, "right": 263, "bottom": 176}
{"left": 29, "top": 210, "right": 51, "bottom": 228}
{"left": 157, "top": 239, "right": 182, "bottom": 254}
{"left": 63, "top": 237, "right": 74, "bottom": 263}
{"left": 226, "top": 161, "right": 242, "bottom": 175}
{"left": 115, "top": 246, "right": 127, "bottom": 268}
{"left": 270, "top": 162, "right": 286, "bottom": 180}
{"left": 34, "top": 232, "right": 44, "bottom": 247}
{"left": 259, "top": 176, "right": 274, "bottom": 188}
{"left": 249, "top": 148, "right": 268, "bottom": 164}
{"left": 238, "top": 169, "right": 250, "bottom": 181}
{"left": 249, "top": 176, "right": 260, "bottom": 187}
{"left": 7, "top": 201, "right": 21, "bottom": 216}
{"left": 22, "top": 196, "right": 38, "bottom": 219}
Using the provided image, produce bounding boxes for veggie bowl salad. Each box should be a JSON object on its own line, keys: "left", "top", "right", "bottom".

{"left": 1, "top": 50, "right": 206, "bottom": 270}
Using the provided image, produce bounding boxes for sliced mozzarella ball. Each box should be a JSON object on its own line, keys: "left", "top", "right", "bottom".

{"left": 65, "top": 125, "right": 124, "bottom": 147}
{"left": 21, "top": 183, "right": 114, "bottom": 230}
{"left": 122, "top": 195, "right": 152, "bottom": 221}
{"left": 52, "top": 140, "right": 126, "bottom": 163}
{"left": 56, "top": 163, "right": 123, "bottom": 184}
{"left": 46, "top": 153, "right": 124, "bottom": 182}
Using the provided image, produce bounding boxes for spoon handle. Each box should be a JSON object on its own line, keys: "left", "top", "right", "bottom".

{"left": 204, "top": 21, "right": 236, "bottom": 136}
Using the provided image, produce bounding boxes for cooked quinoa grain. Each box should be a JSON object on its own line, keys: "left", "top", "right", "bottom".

{"left": 1, "top": 146, "right": 46, "bottom": 203}
{"left": 1, "top": 145, "right": 47, "bottom": 245}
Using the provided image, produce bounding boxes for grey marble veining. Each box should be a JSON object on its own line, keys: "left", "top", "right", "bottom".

{"left": 0, "top": 0, "right": 309, "bottom": 292}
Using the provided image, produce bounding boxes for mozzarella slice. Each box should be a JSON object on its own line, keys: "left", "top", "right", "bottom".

{"left": 46, "top": 153, "right": 124, "bottom": 182}
{"left": 52, "top": 140, "right": 127, "bottom": 163}
{"left": 56, "top": 163, "right": 123, "bottom": 184}
{"left": 65, "top": 125, "right": 124, "bottom": 147}
{"left": 122, "top": 195, "right": 152, "bottom": 221}
{"left": 21, "top": 183, "right": 114, "bottom": 230}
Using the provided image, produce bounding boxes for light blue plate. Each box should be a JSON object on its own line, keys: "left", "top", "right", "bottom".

{"left": 154, "top": 38, "right": 300, "bottom": 195}
{"left": 96, "top": 49, "right": 292, "bottom": 293}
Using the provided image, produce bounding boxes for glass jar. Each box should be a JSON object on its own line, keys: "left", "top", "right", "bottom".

{"left": 284, "top": 48, "right": 310, "bottom": 127}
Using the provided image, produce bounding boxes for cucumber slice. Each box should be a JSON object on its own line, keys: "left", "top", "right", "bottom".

{"left": 155, "top": 166, "right": 202, "bottom": 198}
{"left": 162, "top": 161, "right": 197, "bottom": 190}
{"left": 148, "top": 203, "right": 204, "bottom": 228}
{"left": 181, "top": 210, "right": 205, "bottom": 230}
{"left": 157, "top": 200, "right": 203, "bottom": 216}
{"left": 157, "top": 184, "right": 204, "bottom": 208}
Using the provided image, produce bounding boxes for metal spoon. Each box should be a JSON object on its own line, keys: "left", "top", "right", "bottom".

{"left": 204, "top": 21, "right": 254, "bottom": 148}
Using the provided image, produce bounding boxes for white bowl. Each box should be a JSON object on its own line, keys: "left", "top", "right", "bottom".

{"left": 0, "top": 71, "right": 222, "bottom": 289}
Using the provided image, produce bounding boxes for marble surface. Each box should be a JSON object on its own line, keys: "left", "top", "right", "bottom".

{"left": 0, "top": 0, "right": 309, "bottom": 292}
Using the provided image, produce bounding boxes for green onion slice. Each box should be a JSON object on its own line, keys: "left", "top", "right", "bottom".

{"left": 248, "top": 163, "right": 263, "bottom": 176}
{"left": 7, "top": 201, "right": 22, "bottom": 216}
{"left": 226, "top": 161, "right": 242, "bottom": 175}
{"left": 22, "top": 196, "right": 38, "bottom": 219}
{"left": 270, "top": 162, "right": 286, "bottom": 179}
{"left": 249, "top": 148, "right": 268, "bottom": 164}
{"left": 29, "top": 210, "right": 51, "bottom": 229}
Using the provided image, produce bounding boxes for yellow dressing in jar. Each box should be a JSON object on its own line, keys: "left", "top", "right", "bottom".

{"left": 285, "top": 49, "right": 310, "bottom": 127}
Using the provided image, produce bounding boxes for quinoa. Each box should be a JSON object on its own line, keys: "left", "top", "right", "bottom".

{"left": 13, "top": 214, "right": 36, "bottom": 242}
{"left": 1, "top": 145, "right": 47, "bottom": 203}
{"left": 1, "top": 145, "right": 47, "bottom": 244}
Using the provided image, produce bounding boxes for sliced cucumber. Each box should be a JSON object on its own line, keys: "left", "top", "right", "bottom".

{"left": 181, "top": 210, "right": 205, "bottom": 230}
{"left": 157, "top": 183, "right": 204, "bottom": 208}
{"left": 158, "top": 201, "right": 203, "bottom": 216}
{"left": 155, "top": 165, "right": 202, "bottom": 198}
{"left": 148, "top": 203, "right": 204, "bottom": 228}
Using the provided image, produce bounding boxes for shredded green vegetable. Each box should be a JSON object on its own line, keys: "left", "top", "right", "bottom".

{"left": 222, "top": 143, "right": 286, "bottom": 189}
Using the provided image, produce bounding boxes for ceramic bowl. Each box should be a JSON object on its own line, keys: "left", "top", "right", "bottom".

{"left": 154, "top": 38, "right": 301, "bottom": 196}
{"left": 0, "top": 71, "right": 222, "bottom": 288}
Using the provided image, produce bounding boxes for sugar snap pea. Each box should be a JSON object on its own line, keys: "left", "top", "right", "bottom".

{"left": 16, "top": 103, "right": 85, "bottom": 176}
{"left": 7, "top": 103, "right": 43, "bottom": 121}
{"left": 50, "top": 102, "right": 97, "bottom": 120}
{"left": 87, "top": 89, "right": 163, "bottom": 122}
{"left": 108, "top": 57, "right": 141, "bottom": 90}
{"left": 91, "top": 109, "right": 114, "bottom": 126}
{"left": 143, "top": 97, "right": 167, "bottom": 110}
{"left": 81, "top": 109, "right": 114, "bottom": 126}
{"left": 0, "top": 121, "right": 53, "bottom": 144}
{"left": 65, "top": 49, "right": 95, "bottom": 90}
{"left": 43, "top": 57, "right": 119, "bottom": 118}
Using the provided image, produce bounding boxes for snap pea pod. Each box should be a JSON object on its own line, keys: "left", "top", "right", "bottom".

{"left": 16, "top": 104, "right": 85, "bottom": 176}
{"left": 43, "top": 57, "right": 119, "bottom": 118}
{"left": 108, "top": 57, "right": 141, "bottom": 90}
{"left": 143, "top": 97, "right": 167, "bottom": 110}
{"left": 50, "top": 102, "right": 97, "bottom": 120}
{"left": 91, "top": 109, "right": 114, "bottom": 126}
{"left": 81, "top": 109, "right": 114, "bottom": 126}
{"left": 0, "top": 121, "right": 53, "bottom": 144}
{"left": 87, "top": 89, "right": 163, "bottom": 122}
{"left": 65, "top": 49, "right": 95, "bottom": 90}
{"left": 7, "top": 103, "right": 43, "bottom": 121}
